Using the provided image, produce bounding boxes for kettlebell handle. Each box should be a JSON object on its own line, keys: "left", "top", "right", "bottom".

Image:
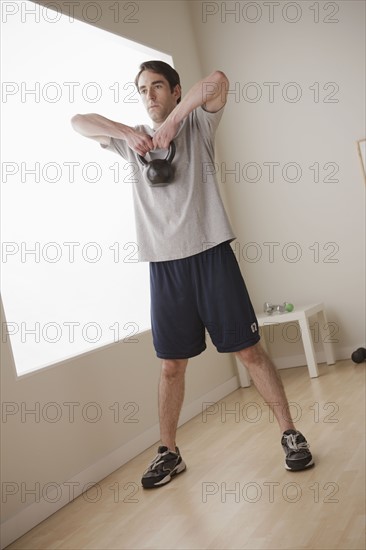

{"left": 138, "top": 141, "right": 176, "bottom": 166}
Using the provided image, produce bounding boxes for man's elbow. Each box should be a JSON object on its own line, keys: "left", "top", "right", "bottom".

{"left": 71, "top": 114, "right": 81, "bottom": 129}
{"left": 211, "top": 70, "right": 229, "bottom": 87}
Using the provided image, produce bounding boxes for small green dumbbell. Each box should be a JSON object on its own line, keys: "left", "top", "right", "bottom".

{"left": 264, "top": 302, "right": 294, "bottom": 315}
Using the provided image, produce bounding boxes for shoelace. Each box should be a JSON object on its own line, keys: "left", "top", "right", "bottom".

{"left": 145, "top": 449, "right": 175, "bottom": 473}
{"left": 285, "top": 433, "right": 310, "bottom": 451}
{"left": 146, "top": 452, "right": 164, "bottom": 470}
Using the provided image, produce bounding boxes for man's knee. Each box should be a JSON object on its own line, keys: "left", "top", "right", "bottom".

{"left": 235, "top": 342, "right": 264, "bottom": 367}
{"left": 161, "top": 358, "right": 188, "bottom": 379}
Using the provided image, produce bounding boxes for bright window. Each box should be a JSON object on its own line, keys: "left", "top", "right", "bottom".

{"left": 1, "top": 4, "right": 173, "bottom": 375}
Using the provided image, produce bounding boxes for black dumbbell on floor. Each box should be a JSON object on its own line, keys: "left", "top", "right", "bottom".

{"left": 351, "top": 347, "right": 366, "bottom": 363}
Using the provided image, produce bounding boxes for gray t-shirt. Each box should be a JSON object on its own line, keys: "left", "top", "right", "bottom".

{"left": 101, "top": 105, "right": 235, "bottom": 262}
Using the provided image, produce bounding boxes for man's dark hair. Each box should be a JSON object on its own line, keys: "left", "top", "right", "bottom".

{"left": 134, "top": 60, "right": 181, "bottom": 103}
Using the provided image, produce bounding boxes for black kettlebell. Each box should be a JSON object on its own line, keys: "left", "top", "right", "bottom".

{"left": 351, "top": 347, "right": 366, "bottom": 363}
{"left": 138, "top": 141, "right": 176, "bottom": 187}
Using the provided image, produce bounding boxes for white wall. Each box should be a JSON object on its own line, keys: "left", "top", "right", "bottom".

{"left": 1, "top": 0, "right": 365, "bottom": 547}
{"left": 188, "top": 0, "right": 365, "bottom": 362}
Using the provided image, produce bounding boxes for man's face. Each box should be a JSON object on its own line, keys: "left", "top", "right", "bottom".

{"left": 137, "top": 70, "right": 180, "bottom": 127}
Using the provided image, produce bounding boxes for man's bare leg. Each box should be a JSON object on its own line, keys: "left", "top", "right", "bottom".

{"left": 235, "top": 342, "right": 296, "bottom": 433}
{"left": 141, "top": 358, "right": 188, "bottom": 488}
{"left": 158, "top": 359, "right": 188, "bottom": 451}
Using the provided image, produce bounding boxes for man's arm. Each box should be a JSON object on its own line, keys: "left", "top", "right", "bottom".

{"left": 153, "top": 70, "right": 229, "bottom": 149}
{"left": 70, "top": 113, "right": 153, "bottom": 156}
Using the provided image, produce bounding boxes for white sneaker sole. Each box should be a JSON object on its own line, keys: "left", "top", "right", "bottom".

{"left": 153, "top": 460, "right": 187, "bottom": 486}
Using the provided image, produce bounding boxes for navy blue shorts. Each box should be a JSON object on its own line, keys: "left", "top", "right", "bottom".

{"left": 149, "top": 241, "right": 260, "bottom": 359}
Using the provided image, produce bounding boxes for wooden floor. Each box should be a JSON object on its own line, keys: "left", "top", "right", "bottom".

{"left": 6, "top": 359, "right": 366, "bottom": 550}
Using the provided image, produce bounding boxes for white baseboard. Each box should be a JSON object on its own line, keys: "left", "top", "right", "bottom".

{"left": 0, "top": 376, "right": 239, "bottom": 549}
{"left": 274, "top": 346, "right": 353, "bottom": 370}
{"left": 275, "top": 351, "right": 327, "bottom": 370}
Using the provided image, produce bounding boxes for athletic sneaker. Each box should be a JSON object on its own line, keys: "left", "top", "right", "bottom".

{"left": 281, "top": 430, "right": 314, "bottom": 471}
{"left": 141, "top": 445, "right": 186, "bottom": 488}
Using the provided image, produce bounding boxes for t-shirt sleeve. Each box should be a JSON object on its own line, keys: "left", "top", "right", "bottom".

{"left": 193, "top": 104, "right": 225, "bottom": 137}
{"left": 100, "top": 137, "right": 130, "bottom": 160}
{"left": 99, "top": 124, "right": 151, "bottom": 162}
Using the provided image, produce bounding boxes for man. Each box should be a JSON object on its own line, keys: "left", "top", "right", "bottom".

{"left": 71, "top": 61, "right": 314, "bottom": 489}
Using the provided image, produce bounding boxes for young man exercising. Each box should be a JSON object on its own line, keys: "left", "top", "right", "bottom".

{"left": 71, "top": 61, "right": 314, "bottom": 488}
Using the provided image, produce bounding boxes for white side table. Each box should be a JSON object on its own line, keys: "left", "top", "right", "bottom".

{"left": 236, "top": 303, "right": 336, "bottom": 388}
